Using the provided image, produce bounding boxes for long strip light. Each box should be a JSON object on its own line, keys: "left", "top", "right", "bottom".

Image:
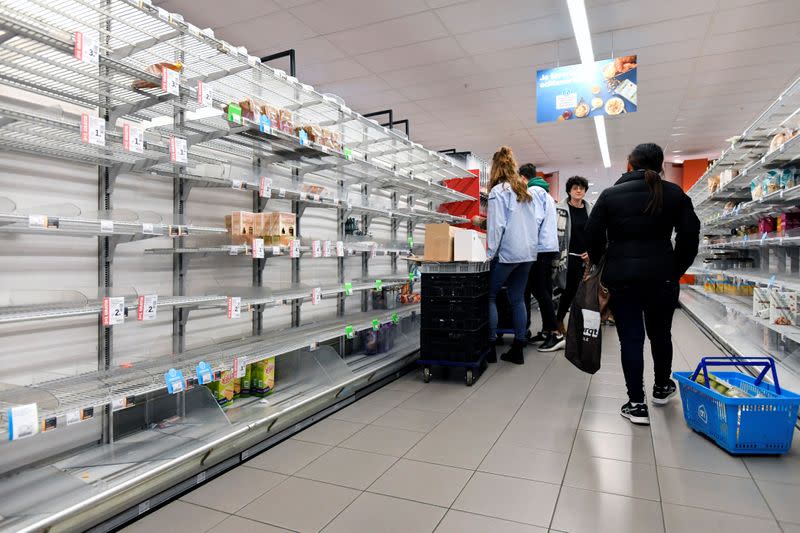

{"left": 566, "top": 0, "right": 611, "bottom": 168}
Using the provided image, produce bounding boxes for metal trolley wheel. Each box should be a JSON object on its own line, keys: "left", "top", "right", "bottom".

{"left": 422, "top": 367, "right": 432, "bottom": 383}
{"left": 465, "top": 369, "right": 475, "bottom": 386}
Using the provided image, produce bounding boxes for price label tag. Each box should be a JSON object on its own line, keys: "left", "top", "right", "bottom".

{"left": 100, "top": 219, "right": 114, "bottom": 234}
{"left": 28, "top": 214, "right": 47, "bottom": 228}
{"left": 392, "top": 312, "right": 399, "bottom": 324}
{"left": 299, "top": 130, "right": 309, "bottom": 146}
{"left": 372, "top": 319, "right": 380, "bottom": 331}
{"left": 102, "top": 296, "right": 125, "bottom": 326}
{"left": 8, "top": 403, "right": 38, "bottom": 441}
{"left": 227, "top": 296, "right": 241, "bottom": 319}
{"left": 260, "top": 115, "right": 271, "bottom": 134}
{"left": 123, "top": 123, "right": 144, "bottom": 153}
{"left": 344, "top": 148, "right": 353, "bottom": 160}
{"left": 164, "top": 368, "right": 185, "bottom": 394}
{"left": 345, "top": 325, "right": 354, "bottom": 339}
{"left": 278, "top": 188, "right": 286, "bottom": 198}
{"left": 311, "top": 287, "right": 322, "bottom": 305}
{"left": 233, "top": 356, "right": 247, "bottom": 379}
{"left": 769, "top": 275, "right": 776, "bottom": 288}
{"left": 66, "top": 410, "right": 81, "bottom": 426}
{"left": 137, "top": 294, "right": 157, "bottom": 321}
{"left": 196, "top": 361, "right": 213, "bottom": 385}
{"left": 312, "top": 194, "right": 320, "bottom": 202}
{"left": 111, "top": 398, "right": 128, "bottom": 411}
{"left": 272, "top": 246, "right": 281, "bottom": 255}
{"left": 762, "top": 232, "right": 768, "bottom": 244}
{"left": 289, "top": 239, "right": 300, "bottom": 258}
{"left": 81, "top": 113, "right": 105, "bottom": 146}
{"left": 231, "top": 179, "right": 244, "bottom": 190}
{"left": 73, "top": 31, "right": 99, "bottom": 64}
{"left": 371, "top": 243, "right": 378, "bottom": 258}
{"left": 323, "top": 240, "right": 332, "bottom": 257}
{"left": 142, "top": 223, "right": 155, "bottom": 235}
{"left": 161, "top": 66, "right": 180, "bottom": 96}
{"left": 375, "top": 279, "right": 383, "bottom": 291}
{"left": 252, "top": 238, "right": 265, "bottom": 259}
{"left": 169, "top": 137, "right": 188, "bottom": 163}
{"left": 197, "top": 80, "right": 212, "bottom": 108}
{"left": 336, "top": 241, "right": 344, "bottom": 257}
{"left": 227, "top": 103, "right": 242, "bottom": 124}
{"left": 311, "top": 240, "right": 322, "bottom": 258}
{"left": 259, "top": 177, "right": 272, "bottom": 198}
{"left": 743, "top": 234, "right": 749, "bottom": 243}
{"left": 409, "top": 271, "right": 415, "bottom": 281}
{"left": 344, "top": 282, "right": 353, "bottom": 296}
{"left": 407, "top": 236, "right": 414, "bottom": 247}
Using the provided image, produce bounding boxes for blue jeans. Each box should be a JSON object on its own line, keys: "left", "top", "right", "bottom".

{"left": 489, "top": 260, "right": 533, "bottom": 342}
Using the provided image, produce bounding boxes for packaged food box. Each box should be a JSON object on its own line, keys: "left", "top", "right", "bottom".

{"left": 769, "top": 289, "right": 796, "bottom": 325}
{"left": 251, "top": 358, "right": 275, "bottom": 396}
{"left": 226, "top": 211, "right": 255, "bottom": 245}
{"left": 751, "top": 177, "right": 764, "bottom": 200}
{"left": 279, "top": 109, "right": 294, "bottom": 134}
{"left": 240, "top": 363, "right": 252, "bottom": 397}
{"left": 254, "top": 212, "right": 272, "bottom": 239}
{"left": 207, "top": 369, "right": 235, "bottom": 406}
{"left": 133, "top": 61, "right": 183, "bottom": 89}
{"left": 272, "top": 212, "right": 296, "bottom": 245}
{"left": 260, "top": 104, "right": 280, "bottom": 131}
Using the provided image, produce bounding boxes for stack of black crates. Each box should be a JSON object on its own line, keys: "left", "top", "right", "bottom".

{"left": 420, "top": 268, "right": 490, "bottom": 363}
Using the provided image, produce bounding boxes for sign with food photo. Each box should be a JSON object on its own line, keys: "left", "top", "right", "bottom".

{"left": 535, "top": 55, "right": 637, "bottom": 123}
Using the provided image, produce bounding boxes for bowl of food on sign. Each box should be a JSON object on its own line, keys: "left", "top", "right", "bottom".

{"left": 591, "top": 97, "right": 603, "bottom": 111}
{"left": 575, "top": 101, "right": 590, "bottom": 118}
{"left": 605, "top": 97, "right": 625, "bottom": 116}
{"left": 603, "top": 55, "right": 637, "bottom": 80}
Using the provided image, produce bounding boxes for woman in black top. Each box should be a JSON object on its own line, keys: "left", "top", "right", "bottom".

{"left": 585, "top": 143, "right": 700, "bottom": 425}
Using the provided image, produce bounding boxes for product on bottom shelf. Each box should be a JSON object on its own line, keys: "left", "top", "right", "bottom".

{"left": 753, "top": 287, "right": 770, "bottom": 319}
{"left": 251, "top": 358, "right": 275, "bottom": 396}
{"left": 240, "top": 363, "right": 252, "bottom": 397}
{"left": 278, "top": 109, "right": 294, "bottom": 134}
{"left": 271, "top": 212, "right": 296, "bottom": 245}
{"left": 226, "top": 211, "right": 255, "bottom": 245}
{"left": 132, "top": 61, "right": 183, "bottom": 89}
{"left": 254, "top": 212, "right": 272, "bottom": 240}
{"left": 751, "top": 177, "right": 764, "bottom": 200}
{"left": 769, "top": 289, "right": 797, "bottom": 325}
{"left": 207, "top": 370, "right": 236, "bottom": 406}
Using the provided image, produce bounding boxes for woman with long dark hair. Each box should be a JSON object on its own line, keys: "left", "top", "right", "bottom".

{"left": 585, "top": 143, "right": 700, "bottom": 425}
{"left": 487, "top": 147, "right": 542, "bottom": 365}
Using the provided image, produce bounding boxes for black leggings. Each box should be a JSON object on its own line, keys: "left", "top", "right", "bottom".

{"left": 525, "top": 251, "right": 558, "bottom": 332}
{"left": 556, "top": 255, "right": 585, "bottom": 325}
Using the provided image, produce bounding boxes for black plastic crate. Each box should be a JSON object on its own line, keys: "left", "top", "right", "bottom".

{"left": 420, "top": 324, "right": 489, "bottom": 363}
{"left": 421, "top": 272, "right": 489, "bottom": 298}
{"left": 421, "top": 294, "right": 488, "bottom": 330}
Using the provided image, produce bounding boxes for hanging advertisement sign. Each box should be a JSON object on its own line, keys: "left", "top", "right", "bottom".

{"left": 536, "top": 55, "right": 637, "bottom": 123}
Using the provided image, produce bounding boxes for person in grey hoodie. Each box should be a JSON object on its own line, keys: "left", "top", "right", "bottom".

{"left": 547, "top": 176, "right": 593, "bottom": 351}
{"left": 518, "top": 164, "right": 560, "bottom": 350}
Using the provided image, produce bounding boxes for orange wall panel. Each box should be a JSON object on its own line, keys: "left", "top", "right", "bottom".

{"left": 682, "top": 158, "right": 708, "bottom": 192}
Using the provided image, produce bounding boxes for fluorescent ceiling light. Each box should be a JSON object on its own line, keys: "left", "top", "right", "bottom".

{"left": 672, "top": 150, "right": 683, "bottom": 153}
{"left": 566, "top": 0, "right": 611, "bottom": 168}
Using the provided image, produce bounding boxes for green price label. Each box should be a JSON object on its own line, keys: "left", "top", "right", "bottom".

{"left": 407, "top": 236, "right": 413, "bottom": 247}
{"left": 374, "top": 279, "right": 382, "bottom": 290}
{"left": 344, "top": 282, "right": 353, "bottom": 296}
{"left": 372, "top": 319, "right": 379, "bottom": 331}
{"left": 227, "top": 103, "right": 242, "bottom": 124}
{"left": 345, "top": 325, "right": 354, "bottom": 339}
{"left": 408, "top": 271, "right": 415, "bottom": 281}
{"left": 344, "top": 148, "right": 352, "bottom": 160}
{"left": 391, "top": 313, "right": 399, "bottom": 324}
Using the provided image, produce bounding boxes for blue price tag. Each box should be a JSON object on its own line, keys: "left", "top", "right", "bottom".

{"left": 769, "top": 275, "right": 776, "bottom": 288}
{"left": 299, "top": 130, "right": 308, "bottom": 146}
{"left": 259, "top": 115, "right": 271, "bottom": 134}
{"left": 164, "top": 368, "right": 185, "bottom": 394}
{"left": 762, "top": 232, "right": 768, "bottom": 244}
{"left": 196, "top": 361, "right": 213, "bottom": 385}
{"left": 743, "top": 234, "right": 749, "bottom": 243}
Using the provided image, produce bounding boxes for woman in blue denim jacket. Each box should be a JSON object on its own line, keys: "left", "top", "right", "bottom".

{"left": 487, "top": 146, "right": 543, "bottom": 365}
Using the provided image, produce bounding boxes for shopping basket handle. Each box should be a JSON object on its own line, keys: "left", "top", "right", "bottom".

{"left": 690, "top": 356, "right": 781, "bottom": 395}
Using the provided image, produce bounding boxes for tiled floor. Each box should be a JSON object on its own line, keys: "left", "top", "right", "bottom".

{"left": 122, "top": 311, "right": 800, "bottom": 533}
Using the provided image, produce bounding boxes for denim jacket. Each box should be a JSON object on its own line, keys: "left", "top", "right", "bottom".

{"left": 530, "top": 186, "right": 558, "bottom": 253}
{"left": 487, "top": 182, "right": 542, "bottom": 263}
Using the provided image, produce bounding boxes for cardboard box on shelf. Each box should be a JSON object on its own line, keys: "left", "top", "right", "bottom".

{"left": 768, "top": 289, "right": 797, "bottom": 325}
{"left": 226, "top": 211, "right": 254, "bottom": 245}
{"left": 753, "top": 287, "right": 770, "bottom": 319}
{"left": 423, "top": 223, "right": 457, "bottom": 261}
{"left": 454, "top": 228, "right": 487, "bottom": 261}
{"left": 272, "top": 212, "right": 296, "bottom": 245}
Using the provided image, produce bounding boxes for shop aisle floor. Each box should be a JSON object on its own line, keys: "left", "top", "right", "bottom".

{"left": 122, "top": 310, "right": 800, "bottom": 533}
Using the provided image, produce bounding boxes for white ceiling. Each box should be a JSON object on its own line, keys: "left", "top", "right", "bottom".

{"left": 157, "top": 0, "right": 800, "bottom": 188}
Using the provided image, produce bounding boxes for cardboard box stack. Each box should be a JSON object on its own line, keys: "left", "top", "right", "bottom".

{"left": 423, "top": 224, "right": 487, "bottom": 262}
{"left": 226, "top": 211, "right": 296, "bottom": 245}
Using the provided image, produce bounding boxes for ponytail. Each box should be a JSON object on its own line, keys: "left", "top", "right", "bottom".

{"left": 644, "top": 170, "right": 663, "bottom": 215}
{"left": 490, "top": 146, "right": 531, "bottom": 203}
{"left": 628, "top": 143, "right": 665, "bottom": 215}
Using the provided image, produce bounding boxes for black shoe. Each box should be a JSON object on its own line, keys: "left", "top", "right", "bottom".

{"left": 495, "top": 336, "right": 505, "bottom": 346}
{"left": 500, "top": 340, "right": 525, "bottom": 365}
{"left": 620, "top": 402, "right": 650, "bottom": 425}
{"left": 486, "top": 345, "right": 497, "bottom": 364}
{"left": 652, "top": 379, "right": 677, "bottom": 406}
{"left": 528, "top": 331, "right": 547, "bottom": 345}
{"left": 538, "top": 332, "right": 565, "bottom": 352}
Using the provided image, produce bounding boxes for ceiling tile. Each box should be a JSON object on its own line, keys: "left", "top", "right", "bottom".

{"left": 455, "top": 14, "right": 572, "bottom": 55}
{"left": 710, "top": 0, "right": 800, "bottom": 35}
{"left": 290, "top": 0, "right": 429, "bottom": 34}
{"left": 355, "top": 37, "right": 465, "bottom": 73}
{"left": 588, "top": 0, "right": 716, "bottom": 34}
{"left": 380, "top": 57, "right": 481, "bottom": 89}
{"left": 435, "top": 0, "right": 561, "bottom": 34}
{"left": 267, "top": 36, "right": 348, "bottom": 68}
{"left": 472, "top": 42, "right": 557, "bottom": 73}
{"left": 611, "top": 14, "right": 712, "bottom": 50}
{"left": 299, "top": 59, "right": 370, "bottom": 85}
{"left": 213, "top": 11, "right": 317, "bottom": 53}
{"left": 315, "top": 75, "right": 391, "bottom": 96}
{"left": 704, "top": 20, "right": 800, "bottom": 54}
{"left": 327, "top": 12, "right": 449, "bottom": 55}
{"left": 159, "top": 0, "right": 281, "bottom": 30}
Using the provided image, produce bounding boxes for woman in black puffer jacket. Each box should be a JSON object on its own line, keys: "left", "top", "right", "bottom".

{"left": 585, "top": 143, "right": 700, "bottom": 426}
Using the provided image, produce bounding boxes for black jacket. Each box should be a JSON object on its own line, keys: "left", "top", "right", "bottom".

{"left": 585, "top": 170, "right": 700, "bottom": 288}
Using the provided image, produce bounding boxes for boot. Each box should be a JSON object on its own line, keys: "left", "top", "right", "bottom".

{"left": 486, "top": 344, "right": 497, "bottom": 364}
{"left": 500, "top": 339, "right": 525, "bottom": 365}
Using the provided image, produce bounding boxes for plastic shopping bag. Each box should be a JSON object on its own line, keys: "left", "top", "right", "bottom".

{"left": 564, "top": 261, "right": 607, "bottom": 374}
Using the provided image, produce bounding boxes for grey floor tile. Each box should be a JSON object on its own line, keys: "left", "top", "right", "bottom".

{"left": 121, "top": 500, "right": 229, "bottom": 533}
{"left": 583, "top": 395, "right": 625, "bottom": 414}
{"left": 206, "top": 515, "right": 293, "bottom": 533}
{"left": 563, "top": 455, "right": 660, "bottom": 501}
{"left": 652, "top": 429, "right": 749, "bottom": 477}
{"left": 550, "top": 486, "right": 664, "bottom": 533}
{"left": 330, "top": 400, "right": 395, "bottom": 424}
{"left": 339, "top": 424, "right": 425, "bottom": 457}
{"left": 578, "top": 411, "right": 652, "bottom": 437}
{"left": 383, "top": 376, "right": 426, "bottom": 394}
{"left": 405, "top": 425, "right": 499, "bottom": 470}
{"left": 744, "top": 434, "right": 800, "bottom": 483}
{"left": 478, "top": 442, "right": 569, "bottom": 484}
{"left": 296, "top": 447, "right": 396, "bottom": 490}
{"left": 247, "top": 439, "right": 331, "bottom": 475}
{"left": 755, "top": 480, "right": 800, "bottom": 523}
{"left": 781, "top": 522, "right": 800, "bottom": 533}
{"left": 368, "top": 458, "right": 472, "bottom": 507}
{"left": 372, "top": 406, "right": 448, "bottom": 433}
{"left": 572, "top": 429, "right": 655, "bottom": 464}
{"left": 237, "top": 477, "right": 359, "bottom": 532}
{"left": 181, "top": 466, "right": 287, "bottom": 513}
{"left": 662, "top": 503, "right": 781, "bottom": 533}
{"left": 658, "top": 466, "right": 772, "bottom": 518}
{"left": 496, "top": 421, "right": 577, "bottom": 453}
{"left": 363, "top": 388, "right": 418, "bottom": 406}
{"left": 588, "top": 381, "right": 629, "bottom": 400}
{"left": 435, "top": 510, "right": 547, "bottom": 533}
{"left": 400, "top": 385, "right": 474, "bottom": 414}
{"left": 452, "top": 472, "right": 559, "bottom": 527}
{"left": 322, "top": 492, "right": 445, "bottom": 533}
{"left": 292, "top": 418, "right": 365, "bottom": 446}
{"left": 591, "top": 372, "right": 627, "bottom": 386}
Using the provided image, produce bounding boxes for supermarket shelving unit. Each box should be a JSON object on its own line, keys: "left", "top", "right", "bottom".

{"left": 0, "top": 1, "right": 472, "bottom": 531}
{"left": 683, "top": 75, "right": 800, "bottom": 395}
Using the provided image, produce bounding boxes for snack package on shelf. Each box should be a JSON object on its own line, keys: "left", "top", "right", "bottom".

{"left": 240, "top": 363, "right": 252, "bottom": 397}
{"left": 279, "top": 109, "right": 294, "bottom": 134}
{"left": 226, "top": 211, "right": 255, "bottom": 245}
{"left": 751, "top": 177, "right": 764, "bottom": 200}
{"left": 709, "top": 175, "right": 720, "bottom": 194}
{"left": 753, "top": 287, "right": 770, "bottom": 319}
{"left": 769, "top": 289, "right": 797, "bottom": 325}
{"left": 207, "top": 370, "right": 235, "bottom": 406}
{"left": 295, "top": 124, "right": 322, "bottom": 144}
{"left": 758, "top": 217, "right": 776, "bottom": 234}
{"left": 239, "top": 97, "right": 260, "bottom": 121}
{"left": 261, "top": 104, "right": 281, "bottom": 130}
{"left": 779, "top": 211, "right": 800, "bottom": 234}
{"left": 233, "top": 375, "right": 241, "bottom": 398}
{"left": 301, "top": 183, "right": 325, "bottom": 196}
{"left": 251, "top": 358, "right": 275, "bottom": 397}
{"left": 132, "top": 61, "right": 183, "bottom": 89}
{"left": 765, "top": 170, "right": 781, "bottom": 195}
{"left": 720, "top": 169, "right": 738, "bottom": 188}
{"left": 780, "top": 168, "right": 796, "bottom": 190}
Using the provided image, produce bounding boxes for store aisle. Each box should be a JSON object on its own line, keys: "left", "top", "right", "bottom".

{"left": 123, "top": 311, "right": 800, "bottom": 533}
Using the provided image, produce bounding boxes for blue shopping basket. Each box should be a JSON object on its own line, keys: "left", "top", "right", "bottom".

{"left": 674, "top": 357, "right": 800, "bottom": 455}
